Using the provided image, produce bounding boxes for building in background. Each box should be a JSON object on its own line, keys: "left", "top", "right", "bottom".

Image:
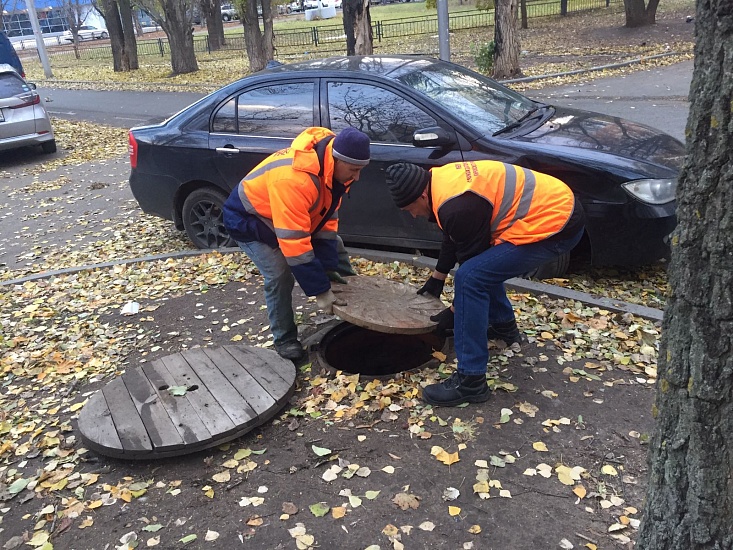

{"left": 2, "top": 0, "right": 106, "bottom": 38}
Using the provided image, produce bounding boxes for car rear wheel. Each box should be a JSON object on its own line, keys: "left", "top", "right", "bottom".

{"left": 182, "top": 187, "right": 235, "bottom": 249}
{"left": 40, "top": 140, "right": 57, "bottom": 154}
{"left": 222, "top": 13, "right": 231, "bottom": 21}
{"left": 100, "top": 31, "right": 108, "bottom": 39}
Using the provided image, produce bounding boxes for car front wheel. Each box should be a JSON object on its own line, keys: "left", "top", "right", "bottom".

{"left": 222, "top": 13, "right": 231, "bottom": 21}
{"left": 100, "top": 31, "right": 108, "bottom": 39}
{"left": 182, "top": 187, "right": 235, "bottom": 249}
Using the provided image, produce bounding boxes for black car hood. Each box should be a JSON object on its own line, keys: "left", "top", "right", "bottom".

{"left": 516, "top": 105, "right": 686, "bottom": 171}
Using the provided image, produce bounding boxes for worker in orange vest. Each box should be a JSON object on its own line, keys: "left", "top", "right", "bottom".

{"left": 386, "top": 161, "right": 585, "bottom": 406}
{"left": 223, "top": 127, "right": 370, "bottom": 361}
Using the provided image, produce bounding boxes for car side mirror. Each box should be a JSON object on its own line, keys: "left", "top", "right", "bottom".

{"left": 412, "top": 127, "right": 455, "bottom": 148}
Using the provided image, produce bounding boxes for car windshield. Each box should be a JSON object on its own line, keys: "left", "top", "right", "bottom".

{"left": 394, "top": 63, "right": 537, "bottom": 136}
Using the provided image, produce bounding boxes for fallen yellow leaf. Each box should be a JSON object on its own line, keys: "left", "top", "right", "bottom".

{"left": 532, "top": 441, "right": 548, "bottom": 452}
{"left": 448, "top": 506, "right": 461, "bottom": 516}
{"left": 468, "top": 524, "right": 481, "bottom": 534}
{"left": 573, "top": 485, "right": 587, "bottom": 498}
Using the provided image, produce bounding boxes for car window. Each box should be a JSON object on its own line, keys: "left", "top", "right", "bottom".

{"left": 212, "top": 82, "right": 314, "bottom": 137}
{"left": 327, "top": 82, "right": 437, "bottom": 144}
{"left": 0, "top": 72, "right": 29, "bottom": 97}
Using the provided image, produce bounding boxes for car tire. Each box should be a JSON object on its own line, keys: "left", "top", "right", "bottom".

{"left": 222, "top": 13, "right": 231, "bottom": 21}
{"left": 524, "top": 251, "right": 571, "bottom": 279}
{"left": 100, "top": 32, "right": 108, "bottom": 39}
{"left": 182, "top": 187, "right": 235, "bottom": 249}
{"left": 41, "top": 140, "right": 57, "bottom": 154}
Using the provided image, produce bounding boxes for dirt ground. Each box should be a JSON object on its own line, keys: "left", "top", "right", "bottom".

{"left": 0, "top": 256, "right": 659, "bottom": 550}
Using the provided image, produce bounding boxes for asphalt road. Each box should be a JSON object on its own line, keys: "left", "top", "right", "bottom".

{"left": 39, "top": 60, "right": 693, "bottom": 140}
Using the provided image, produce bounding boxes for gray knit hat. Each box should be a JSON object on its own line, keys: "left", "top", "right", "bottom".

{"left": 385, "top": 163, "right": 430, "bottom": 208}
{"left": 332, "top": 127, "right": 371, "bottom": 166}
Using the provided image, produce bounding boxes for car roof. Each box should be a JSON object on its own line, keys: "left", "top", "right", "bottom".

{"left": 0, "top": 62, "right": 21, "bottom": 76}
{"left": 261, "top": 55, "right": 448, "bottom": 80}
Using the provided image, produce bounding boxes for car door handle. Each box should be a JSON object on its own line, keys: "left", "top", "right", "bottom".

{"left": 216, "top": 146, "right": 240, "bottom": 154}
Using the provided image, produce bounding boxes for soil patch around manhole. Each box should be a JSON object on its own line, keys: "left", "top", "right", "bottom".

{"left": 0, "top": 273, "right": 655, "bottom": 549}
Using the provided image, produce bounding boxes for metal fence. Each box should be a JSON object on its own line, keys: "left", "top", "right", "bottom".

{"left": 42, "top": 0, "right": 622, "bottom": 63}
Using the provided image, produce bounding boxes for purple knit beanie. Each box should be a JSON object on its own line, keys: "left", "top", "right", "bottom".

{"left": 332, "top": 127, "right": 371, "bottom": 166}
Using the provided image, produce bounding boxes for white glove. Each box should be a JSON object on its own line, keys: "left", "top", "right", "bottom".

{"left": 315, "top": 289, "right": 346, "bottom": 314}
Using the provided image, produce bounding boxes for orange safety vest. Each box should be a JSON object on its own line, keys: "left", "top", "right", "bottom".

{"left": 430, "top": 161, "right": 575, "bottom": 246}
{"left": 236, "top": 127, "right": 345, "bottom": 266}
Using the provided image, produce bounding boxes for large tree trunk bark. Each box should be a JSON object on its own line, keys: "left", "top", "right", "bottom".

{"left": 354, "top": 0, "right": 372, "bottom": 55}
{"left": 637, "top": 0, "right": 733, "bottom": 548}
{"left": 343, "top": 0, "right": 371, "bottom": 56}
{"left": 165, "top": 22, "right": 199, "bottom": 74}
{"left": 98, "top": 0, "right": 138, "bottom": 71}
{"left": 261, "top": 0, "right": 275, "bottom": 60}
{"left": 241, "top": 0, "right": 273, "bottom": 72}
{"left": 493, "top": 0, "right": 520, "bottom": 79}
{"left": 201, "top": 0, "right": 225, "bottom": 50}
{"left": 118, "top": 0, "right": 139, "bottom": 69}
{"left": 624, "top": 0, "right": 660, "bottom": 28}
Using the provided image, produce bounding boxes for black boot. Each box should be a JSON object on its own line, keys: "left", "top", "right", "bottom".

{"left": 275, "top": 340, "right": 305, "bottom": 361}
{"left": 487, "top": 319, "right": 522, "bottom": 347}
{"left": 422, "top": 372, "right": 490, "bottom": 407}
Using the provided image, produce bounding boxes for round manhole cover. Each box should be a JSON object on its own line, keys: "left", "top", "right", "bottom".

{"left": 331, "top": 276, "right": 445, "bottom": 334}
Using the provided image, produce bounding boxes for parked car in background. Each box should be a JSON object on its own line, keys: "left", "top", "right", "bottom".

{"left": 0, "top": 32, "right": 23, "bottom": 77}
{"left": 62, "top": 25, "right": 108, "bottom": 42}
{"left": 0, "top": 63, "right": 55, "bottom": 154}
{"left": 128, "top": 56, "right": 684, "bottom": 277}
{"left": 221, "top": 4, "right": 240, "bottom": 21}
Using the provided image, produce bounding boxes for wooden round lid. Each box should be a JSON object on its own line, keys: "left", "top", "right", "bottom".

{"left": 331, "top": 276, "right": 446, "bottom": 334}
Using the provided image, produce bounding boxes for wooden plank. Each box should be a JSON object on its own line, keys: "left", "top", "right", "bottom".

{"left": 102, "top": 377, "right": 152, "bottom": 455}
{"left": 77, "top": 391, "right": 124, "bottom": 456}
{"left": 332, "top": 276, "right": 445, "bottom": 334}
{"left": 122, "top": 369, "right": 185, "bottom": 452}
{"left": 181, "top": 348, "right": 259, "bottom": 429}
{"left": 159, "top": 353, "right": 237, "bottom": 437}
{"left": 200, "top": 347, "right": 277, "bottom": 416}
{"left": 141, "top": 360, "right": 213, "bottom": 445}
{"left": 223, "top": 346, "right": 296, "bottom": 408}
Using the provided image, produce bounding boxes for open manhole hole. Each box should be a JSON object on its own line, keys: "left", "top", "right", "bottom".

{"left": 315, "top": 322, "right": 449, "bottom": 379}
{"left": 310, "top": 276, "right": 449, "bottom": 379}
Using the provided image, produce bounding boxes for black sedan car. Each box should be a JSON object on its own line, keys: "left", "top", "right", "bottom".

{"left": 129, "top": 55, "right": 684, "bottom": 277}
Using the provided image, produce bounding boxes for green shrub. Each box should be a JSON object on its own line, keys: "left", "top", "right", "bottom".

{"left": 426, "top": 0, "right": 436, "bottom": 8}
{"left": 472, "top": 40, "right": 495, "bottom": 74}
{"left": 476, "top": 0, "right": 495, "bottom": 10}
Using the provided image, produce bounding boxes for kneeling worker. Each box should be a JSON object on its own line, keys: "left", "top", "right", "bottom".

{"left": 385, "top": 161, "right": 584, "bottom": 406}
{"left": 223, "top": 127, "right": 371, "bottom": 361}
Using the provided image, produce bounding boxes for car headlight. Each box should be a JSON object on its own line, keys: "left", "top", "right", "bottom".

{"left": 621, "top": 178, "right": 677, "bottom": 205}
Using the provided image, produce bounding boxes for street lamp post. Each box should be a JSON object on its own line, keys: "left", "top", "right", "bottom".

{"left": 436, "top": 0, "right": 450, "bottom": 61}
{"left": 24, "top": 0, "right": 53, "bottom": 78}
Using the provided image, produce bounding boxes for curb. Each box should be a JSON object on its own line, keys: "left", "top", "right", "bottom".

{"left": 1, "top": 246, "right": 664, "bottom": 322}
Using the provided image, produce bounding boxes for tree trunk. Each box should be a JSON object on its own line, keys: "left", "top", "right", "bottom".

{"left": 520, "top": 0, "right": 527, "bottom": 29}
{"left": 202, "top": 0, "right": 225, "bottom": 50}
{"left": 354, "top": 0, "right": 372, "bottom": 55}
{"left": 636, "top": 0, "right": 733, "bottom": 548}
{"left": 241, "top": 0, "right": 273, "bottom": 72}
{"left": 624, "top": 0, "right": 660, "bottom": 28}
{"left": 98, "top": 0, "right": 137, "bottom": 71}
{"left": 261, "top": 0, "right": 275, "bottom": 60}
{"left": 165, "top": 21, "right": 199, "bottom": 74}
{"left": 137, "top": 0, "right": 199, "bottom": 74}
{"left": 343, "top": 0, "right": 372, "bottom": 56}
{"left": 493, "top": 0, "right": 520, "bottom": 79}
{"left": 119, "top": 0, "right": 139, "bottom": 69}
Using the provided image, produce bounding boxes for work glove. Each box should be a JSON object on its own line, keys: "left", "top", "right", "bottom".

{"left": 430, "top": 307, "right": 454, "bottom": 336}
{"left": 327, "top": 271, "right": 349, "bottom": 284}
{"left": 316, "top": 289, "right": 347, "bottom": 315}
{"left": 417, "top": 276, "right": 445, "bottom": 299}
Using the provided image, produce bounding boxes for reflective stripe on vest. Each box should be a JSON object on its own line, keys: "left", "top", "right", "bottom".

{"left": 431, "top": 161, "right": 574, "bottom": 246}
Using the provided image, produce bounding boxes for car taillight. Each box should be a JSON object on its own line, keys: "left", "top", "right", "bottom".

{"left": 129, "top": 132, "right": 138, "bottom": 169}
{"left": 9, "top": 92, "right": 40, "bottom": 109}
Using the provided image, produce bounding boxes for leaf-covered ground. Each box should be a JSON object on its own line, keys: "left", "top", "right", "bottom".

{"left": 0, "top": 4, "right": 689, "bottom": 549}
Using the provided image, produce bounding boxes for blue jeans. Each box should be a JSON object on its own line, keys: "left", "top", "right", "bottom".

{"left": 237, "top": 236, "right": 353, "bottom": 346}
{"left": 453, "top": 230, "right": 583, "bottom": 375}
